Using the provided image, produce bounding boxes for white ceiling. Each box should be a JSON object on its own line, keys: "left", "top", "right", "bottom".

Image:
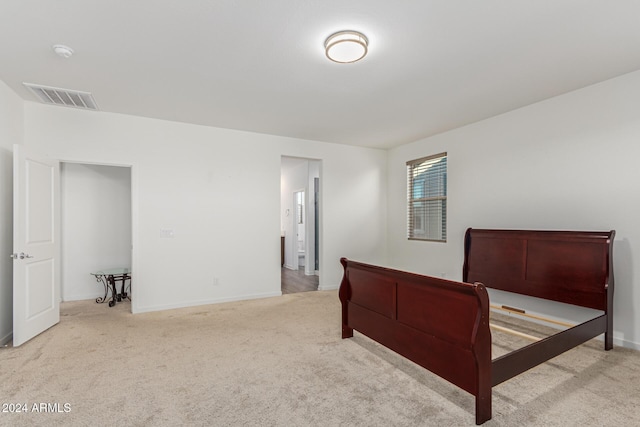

{"left": 1, "top": 1, "right": 639, "bottom": 149}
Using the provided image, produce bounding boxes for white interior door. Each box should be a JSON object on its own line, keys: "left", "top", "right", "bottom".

{"left": 12, "top": 144, "right": 60, "bottom": 347}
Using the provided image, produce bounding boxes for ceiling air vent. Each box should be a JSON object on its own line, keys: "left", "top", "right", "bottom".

{"left": 23, "top": 83, "right": 98, "bottom": 111}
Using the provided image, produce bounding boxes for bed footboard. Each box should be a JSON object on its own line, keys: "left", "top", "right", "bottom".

{"left": 339, "top": 258, "right": 492, "bottom": 425}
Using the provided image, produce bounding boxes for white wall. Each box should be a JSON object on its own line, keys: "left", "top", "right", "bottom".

{"left": 61, "top": 163, "right": 132, "bottom": 301}
{"left": 0, "top": 81, "right": 23, "bottom": 345}
{"left": 24, "top": 103, "right": 388, "bottom": 312}
{"left": 387, "top": 70, "right": 640, "bottom": 349}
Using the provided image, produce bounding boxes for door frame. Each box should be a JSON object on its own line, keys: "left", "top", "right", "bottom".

{"left": 314, "top": 177, "right": 319, "bottom": 274}
{"left": 59, "top": 159, "right": 139, "bottom": 314}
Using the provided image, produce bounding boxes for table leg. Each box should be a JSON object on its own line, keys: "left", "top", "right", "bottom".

{"left": 120, "top": 275, "right": 128, "bottom": 299}
{"left": 95, "top": 275, "right": 109, "bottom": 304}
{"left": 125, "top": 275, "right": 131, "bottom": 300}
{"left": 107, "top": 275, "right": 118, "bottom": 307}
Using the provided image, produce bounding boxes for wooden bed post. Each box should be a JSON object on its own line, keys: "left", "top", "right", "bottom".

{"left": 339, "top": 257, "right": 354, "bottom": 339}
{"left": 605, "top": 230, "right": 615, "bottom": 351}
{"left": 473, "top": 282, "right": 492, "bottom": 425}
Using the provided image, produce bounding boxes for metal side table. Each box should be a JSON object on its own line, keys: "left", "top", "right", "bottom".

{"left": 91, "top": 268, "right": 132, "bottom": 307}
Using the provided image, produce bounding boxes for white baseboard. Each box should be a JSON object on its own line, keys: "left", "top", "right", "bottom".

{"left": 615, "top": 336, "right": 640, "bottom": 351}
{"left": 318, "top": 284, "right": 339, "bottom": 291}
{"left": 1, "top": 331, "right": 13, "bottom": 347}
{"left": 62, "top": 292, "right": 104, "bottom": 302}
{"left": 133, "top": 291, "right": 283, "bottom": 314}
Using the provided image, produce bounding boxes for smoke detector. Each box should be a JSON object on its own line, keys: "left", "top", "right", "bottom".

{"left": 52, "top": 44, "right": 74, "bottom": 59}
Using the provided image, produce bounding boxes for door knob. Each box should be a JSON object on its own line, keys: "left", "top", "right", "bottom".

{"left": 10, "top": 252, "right": 33, "bottom": 259}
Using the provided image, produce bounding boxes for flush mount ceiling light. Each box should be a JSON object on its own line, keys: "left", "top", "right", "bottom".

{"left": 324, "top": 31, "right": 368, "bottom": 63}
{"left": 52, "top": 44, "right": 74, "bottom": 59}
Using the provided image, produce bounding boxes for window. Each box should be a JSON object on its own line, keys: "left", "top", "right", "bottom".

{"left": 407, "top": 152, "right": 447, "bottom": 241}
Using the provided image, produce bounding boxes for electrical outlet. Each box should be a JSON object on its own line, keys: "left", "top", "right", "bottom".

{"left": 213, "top": 277, "right": 219, "bottom": 286}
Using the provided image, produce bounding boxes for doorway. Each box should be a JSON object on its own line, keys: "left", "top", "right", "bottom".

{"left": 280, "top": 157, "right": 320, "bottom": 294}
{"left": 61, "top": 162, "right": 132, "bottom": 308}
{"left": 11, "top": 148, "right": 136, "bottom": 347}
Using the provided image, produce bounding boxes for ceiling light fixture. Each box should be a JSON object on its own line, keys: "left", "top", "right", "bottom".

{"left": 52, "top": 44, "right": 74, "bottom": 59}
{"left": 324, "top": 31, "right": 368, "bottom": 63}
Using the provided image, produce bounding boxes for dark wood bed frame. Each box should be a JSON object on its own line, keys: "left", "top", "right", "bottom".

{"left": 339, "top": 228, "right": 615, "bottom": 425}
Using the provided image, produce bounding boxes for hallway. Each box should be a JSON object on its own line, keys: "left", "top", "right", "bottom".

{"left": 281, "top": 267, "right": 318, "bottom": 294}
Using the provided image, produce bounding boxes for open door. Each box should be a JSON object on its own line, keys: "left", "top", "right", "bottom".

{"left": 12, "top": 144, "right": 60, "bottom": 347}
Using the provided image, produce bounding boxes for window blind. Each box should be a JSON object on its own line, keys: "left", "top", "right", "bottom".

{"left": 407, "top": 153, "right": 447, "bottom": 241}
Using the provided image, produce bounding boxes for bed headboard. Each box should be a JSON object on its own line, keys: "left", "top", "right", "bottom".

{"left": 463, "top": 228, "right": 615, "bottom": 312}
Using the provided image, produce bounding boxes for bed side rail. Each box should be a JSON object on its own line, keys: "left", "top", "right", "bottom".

{"left": 492, "top": 314, "right": 606, "bottom": 386}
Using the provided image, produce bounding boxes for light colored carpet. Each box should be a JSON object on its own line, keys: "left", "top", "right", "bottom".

{"left": 1, "top": 290, "right": 639, "bottom": 426}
